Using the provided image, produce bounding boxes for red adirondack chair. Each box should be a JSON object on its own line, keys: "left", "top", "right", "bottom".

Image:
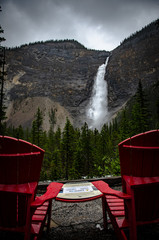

{"left": 0, "top": 136, "right": 63, "bottom": 240}
{"left": 97, "top": 130, "right": 159, "bottom": 240}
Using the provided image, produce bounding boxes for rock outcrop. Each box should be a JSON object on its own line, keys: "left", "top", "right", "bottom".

{"left": 4, "top": 19, "right": 159, "bottom": 130}
{"left": 5, "top": 40, "right": 108, "bottom": 130}
{"left": 106, "top": 19, "right": 159, "bottom": 118}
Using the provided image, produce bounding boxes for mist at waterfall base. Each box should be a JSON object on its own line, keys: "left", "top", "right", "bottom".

{"left": 86, "top": 57, "right": 109, "bottom": 131}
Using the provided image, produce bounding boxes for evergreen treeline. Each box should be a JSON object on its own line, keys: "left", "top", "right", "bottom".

{"left": 120, "top": 18, "right": 159, "bottom": 46}
{"left": 1, "top": 7, "right": 158, "bottom": 181}
{"left": 2, "top": 80, "right": 159, "bottom": 181}
{"left": 5, "top": 115, "right": 120, "bottom": 181}
{"left": 0, "top": 6, "right": 6, "bottom": 135}
{"left": 0, "top": 7, "right": 158, "bottom": 180}
{"left": 6, "top": 39, "right": 86, "bottom": 51}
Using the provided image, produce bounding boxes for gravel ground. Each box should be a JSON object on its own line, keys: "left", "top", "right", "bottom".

{"left": 47, "top": 197, "right": 116, "bottom": 240}
{"left": 46, "top": 198, "right": 159, "bottom": 240}
{"left": 1, "top": 187, "right": 159, "bottom": 239}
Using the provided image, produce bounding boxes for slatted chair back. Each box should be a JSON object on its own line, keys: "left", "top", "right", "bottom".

{"left": 0, "top": 191, "right": 31, "bottom": 228}
{"left": 0, "top": 136, "right": 45, "bottom": 231}
{"left": 0, "top": 135, "right": 43, "bottom": 154}
{"left": 102, "top": 131, "right": 159, "bottom": 240}
{"left": 118, "top": 130, "right": 159, "bottom": 228}
{"left": 0, "top": 136, "right": 44, "bottom": 183}
{"left": 133, "top": 181, "right": 159, "bottom": 222}
{"left": 118, "top": 130, "right": 159, "bottom": 177}
{"left": 0, "top": 152, "right": 42, "bottom": 184}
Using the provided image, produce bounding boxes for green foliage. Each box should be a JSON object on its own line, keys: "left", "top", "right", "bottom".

{"left": 1, "top": 3, "right": 157, "bottom": 180}
{"left": 12, "top": 39, "right": 87, "bottom": 50}
{"left": 120, "top": 18, "right": 159, "bottom": 46}
{"left": 61, "top": 118, "right": 75, "bottom": 179}
{"left": 49, "top": 108, "right": 57, "bottom": 132}
{"left": 31, "top": 107, "right": 43, "bottom": 147}
{"left": 3, "top": 79, "right": 157, "bottom": 181}
{"left": 0, "top": 8, "right": 6, "bottom": 134}
{"left": 145, "top": 80, "right": 159, "bottom": 129}
{"left": 130, "top": 80, "right": 150, "bottom": 134}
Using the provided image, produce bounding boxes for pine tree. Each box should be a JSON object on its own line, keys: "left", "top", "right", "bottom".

{"left": 0, "top": 7, "right": 6, "bottom": 134}
{"left": 61, "top": 118, "right": 75, "bottom": 179}
{"left": 52, "top": 127, "right": 62, "bottom": 179}
{"left": 92, "top": 128, "right": 101, "bottom": 176}
{"left": 153, "top": 81, "right": 159, "bottom": 128}
{"left": 31, "top": 108, "right": 43, "bottom": 146}
{"left": 130, "top": 80, "right": 150, "bottom": 135}
{"left": 15, "top": 125, "right": 24, "bottom": 139}
{"left": 49, "top": 108, "right": 57, "bottom": 132}
{"left": 71, "top": 128, "right": 82, "bottom": 179}
{"left": 156, "top": 97, "right": 159, "bottom": 128}
{"left": 73, "top": 135, "right": 82, "bottom": 179}
{"left": 118, "top": 109, "right": 131, "bottom": 141}
{"left": 81, "top": 122, "right": 93, "bottom": 177}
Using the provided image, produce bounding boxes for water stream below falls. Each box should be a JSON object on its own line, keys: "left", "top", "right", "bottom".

{"left": 86, "top": 57, "right": 109, "bottom": 130}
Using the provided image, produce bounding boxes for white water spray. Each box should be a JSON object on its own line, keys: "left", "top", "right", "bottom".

{"left": 87, "top": 57, "right": 109, "bottom": 130}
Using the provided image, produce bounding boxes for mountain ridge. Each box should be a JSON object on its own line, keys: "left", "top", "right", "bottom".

{"left": 4, "top": 19, "right": 159, "bottom": 130}
{"left": 5, "top": 39, "right": 109, "bottom": 130}
{"left": 106, "top": 18, "right": 159, "bottom": 118}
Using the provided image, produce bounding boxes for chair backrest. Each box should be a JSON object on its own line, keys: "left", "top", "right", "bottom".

{"left": 0, "top": 191, "right": 31, "bottom": 228}
{"left": 0, "top": 136, "right": 45, "bottom": 229}
{"left": 0, "top": 152, "right": 43, "bottom": 184}
{"left": 118, "top": 130, "right": 159, "bottom": 177}
{"left": 119, "top": 131, "right": 159, "bottom": 223}
{"left": 0, "top": 136, "right": 44, "bottom": 184}
{"left": 0, "top": 135, "right": 44, "bottom": 154}
{"left": 133, "top": 182, "right": 159, "bottom": 221}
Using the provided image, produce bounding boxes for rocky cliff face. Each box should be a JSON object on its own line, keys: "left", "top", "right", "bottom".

{"left": 5, "top": 40, "right": 108, "bottom": 130}
{"left": 4, "top": 19, "right": 159, "bottom": 131}
{"left": 106, "top": 19, "right": 159, "bottom": 118}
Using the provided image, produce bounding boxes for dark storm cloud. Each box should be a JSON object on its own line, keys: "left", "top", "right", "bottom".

{"left": 1, "top": 0, "right": 159, "bottom": 50}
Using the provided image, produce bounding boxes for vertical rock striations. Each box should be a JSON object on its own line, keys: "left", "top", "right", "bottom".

{"left": 4, "top": 19, "right": 159, "bottom": 130}
{"left": 5, "top": 40, "right": 109, "bottom": 129}
{"left": 106, "top": 19, "right": 159, "bottom": 118}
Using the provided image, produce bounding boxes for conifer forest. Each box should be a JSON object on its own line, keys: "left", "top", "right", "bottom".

{"left": 1, "top": 79, "right": 159, "bottom": 181}
{"left": 1, "top": 11, "right": 159, "bottom": 181}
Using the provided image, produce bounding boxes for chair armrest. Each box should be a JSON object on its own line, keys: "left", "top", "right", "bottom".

{"left": 123, "top": 175, "right": 159, "bottom": 188}
{"left": 31, "top": 182, "right": 63, "bottom": 207}
{"left": 0, "top": 182, "right": 38, "bottom": 195}
{"left": 92, "top": 180, "right": 131, "bottom": 199}
{"left": 123, "top": 145, "right": 159, "bottom": 149}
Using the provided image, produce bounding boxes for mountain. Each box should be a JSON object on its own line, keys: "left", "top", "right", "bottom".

{"left": 106, "top": 19, "right": 159, "bottom": 118}
{"left": 4, "top": 19, "right": 159, "bottom": 131}
{"left": 5, "top": 40, "right": 108, "bottom": 131}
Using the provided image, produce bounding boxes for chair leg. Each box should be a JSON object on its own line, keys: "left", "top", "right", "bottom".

{"left": 105, "top": 195, "right": 128, "bottom": 240}
{"left": 24, "top": 197, "right": 32, "bottom": 240}
{"left": 102, "top": 196, "right": 108, "bottom": 229}
{"left": 46, "top": 199, "right": 52, "bottom": 234}
{"left": 127, "top": 195, "right": 137, "bottom": 240}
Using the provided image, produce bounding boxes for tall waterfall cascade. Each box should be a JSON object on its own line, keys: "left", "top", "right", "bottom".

{"left": 86, "top": 57, "right": 109, "bottom": 130}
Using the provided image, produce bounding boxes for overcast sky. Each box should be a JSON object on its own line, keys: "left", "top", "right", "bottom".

{"left": 1, "top": 0, "right": 159, "bottom": 51}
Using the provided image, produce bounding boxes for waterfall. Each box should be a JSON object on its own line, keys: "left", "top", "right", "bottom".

{"left": 86, "top": 57, "right": 109, "bottom": 130}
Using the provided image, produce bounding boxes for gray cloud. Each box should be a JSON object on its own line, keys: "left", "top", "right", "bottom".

{"left": 1, "top": 0, "right": 159, "bottom": 50}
